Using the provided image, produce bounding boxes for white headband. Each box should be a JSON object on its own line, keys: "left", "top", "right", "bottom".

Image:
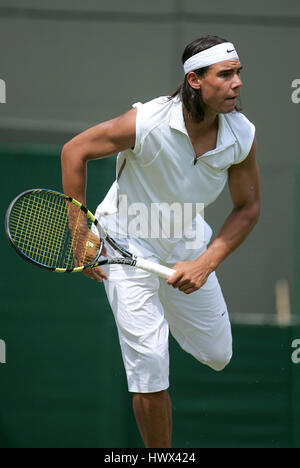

{"left": 183, "top": 42, "right": 239, "bottom": 75}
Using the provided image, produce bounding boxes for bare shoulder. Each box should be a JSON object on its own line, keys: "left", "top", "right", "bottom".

{"left": 63, "top": 107, "right": 137, "bottom": 160}
{"left": 228, "top": 136, "right": 260, "bottom": 209}
{"left": 111, "top": 107, "right": 137, "bottom": 132}
{"left": 230, "top": 136, "right": 257, "bottom": 172}
{"left": 96, "top": 107, "right": 137, "bottom": 143}
{"left": 104, "top": 107, "right": 137, "bottom": 151}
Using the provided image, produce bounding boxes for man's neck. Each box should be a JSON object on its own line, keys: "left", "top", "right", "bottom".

{"left": 183, "top": 105, "right": 219, "bottom": 137}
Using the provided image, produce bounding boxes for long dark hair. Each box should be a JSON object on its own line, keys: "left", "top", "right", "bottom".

{"left": 170, "top": 35, "right": 242, "bottom": 122}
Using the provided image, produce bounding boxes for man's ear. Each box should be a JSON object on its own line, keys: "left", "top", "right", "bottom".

{"left": 186, "top": 72, "right": 201, "bottom": 90}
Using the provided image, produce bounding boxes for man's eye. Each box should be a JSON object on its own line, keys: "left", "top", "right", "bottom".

{"left": 221, "top": 70, "right": 242, "bottom": 77}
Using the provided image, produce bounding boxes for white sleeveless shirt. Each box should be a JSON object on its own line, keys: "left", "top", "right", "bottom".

{"left": 96, "top": 96, "right": 255, "bottom": 262}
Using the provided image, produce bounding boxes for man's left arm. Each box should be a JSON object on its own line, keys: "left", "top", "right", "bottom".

{"left": 167, "top": 137, "right": 260, "bottom": 294}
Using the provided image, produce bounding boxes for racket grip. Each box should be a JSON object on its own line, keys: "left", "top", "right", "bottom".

{"left": 135, "top": 258, "right": 175, "bottom": 279}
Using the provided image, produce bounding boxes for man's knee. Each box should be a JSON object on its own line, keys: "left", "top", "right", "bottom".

{"left": 192, "top": 349, "right": 232, "bottom": 372}
{"left": 127, "top": 348, "right": 169, "bottom": 393}
{"left": 205, "top": 351, "right": 232, "bottom": 372}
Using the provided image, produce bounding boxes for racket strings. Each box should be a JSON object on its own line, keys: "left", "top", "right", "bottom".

{"left": 8, "top": 191, "right": 93, "bottom": 269}
{"left": 10, "top": 193, "right": 70, "bottom": 267}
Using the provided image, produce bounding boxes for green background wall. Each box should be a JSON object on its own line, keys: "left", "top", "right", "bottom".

{"left": 0, "top": 146, "right": 299, "bottom": 448}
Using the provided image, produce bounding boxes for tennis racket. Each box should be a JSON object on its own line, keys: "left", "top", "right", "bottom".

{"left": 5, "top": 189, "right": 175, "bottom": 279}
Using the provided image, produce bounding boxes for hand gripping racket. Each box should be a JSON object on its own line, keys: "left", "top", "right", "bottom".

{"left": 5, "top": 189, "right": 175, "bottom": 279}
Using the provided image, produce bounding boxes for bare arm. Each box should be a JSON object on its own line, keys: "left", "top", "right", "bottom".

{"left": 61, "top": 107, "right": 137, "bottom": 282}
{"left": 202, "top": 136, "right": 260, "bottom": 270}
{"left": 61, "top": 107, "right": 137, "bottom": 205}
{"left": 167, "top": 137, "right": 261, "bottom": 294}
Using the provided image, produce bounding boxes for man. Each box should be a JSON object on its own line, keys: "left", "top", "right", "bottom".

{"left": 61, "top": 35, "right": 260, "bottom": 448}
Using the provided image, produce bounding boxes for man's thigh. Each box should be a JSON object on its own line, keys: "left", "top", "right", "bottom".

{"left": 103, "top": 263, "right": 170, "bottom": 393}
{"left": 158, "top": 270, "right": 232, "bottom": 371}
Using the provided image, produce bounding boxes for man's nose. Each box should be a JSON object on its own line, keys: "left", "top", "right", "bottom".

{"left": 233, "top": 74, "right": 243, "bottom": 88}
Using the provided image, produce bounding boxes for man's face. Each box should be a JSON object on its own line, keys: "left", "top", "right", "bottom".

{"left": 189, "top": 60, "right": 243, "bottom": 114}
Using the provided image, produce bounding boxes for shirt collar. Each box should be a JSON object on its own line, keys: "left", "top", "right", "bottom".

{"left": 169, "top": 96, "right": 188, "bottom": 135}
{"left": 169, "top": 96, "right": 237, "bottom": 151}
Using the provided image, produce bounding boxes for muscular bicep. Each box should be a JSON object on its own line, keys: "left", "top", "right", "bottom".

{"left": 63, "top": 107, "right": 137, "bottom": 160}
{"left": 228, "top": 137, "right": 260, "bottom": 212}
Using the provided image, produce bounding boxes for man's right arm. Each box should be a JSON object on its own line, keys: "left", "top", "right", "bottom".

{"left": 61, "top": 107, "right": 137, "bottom": 283}
{"left": 61, "top": 107, "right": 137, "bottom": 205}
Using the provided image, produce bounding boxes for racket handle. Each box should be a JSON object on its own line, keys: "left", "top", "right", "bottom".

{"left": 135, "top": 258, "right": 176, "bottom": 279}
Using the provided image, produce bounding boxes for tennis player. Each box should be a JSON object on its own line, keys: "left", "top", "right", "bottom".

{"left": 61, "top": 35, "right": 260, "bottom": 448}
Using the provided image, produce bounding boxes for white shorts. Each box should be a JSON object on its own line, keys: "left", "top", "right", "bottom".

{"left": 101, "top": 246, "right": 233, "bottom": 393}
